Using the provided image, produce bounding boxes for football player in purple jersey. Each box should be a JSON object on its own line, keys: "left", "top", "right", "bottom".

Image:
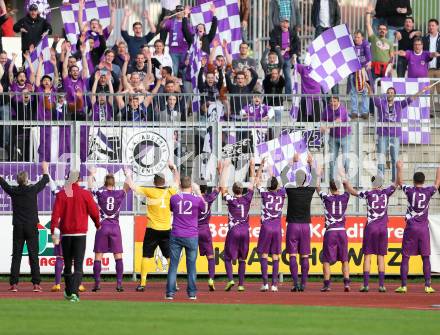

{"left": 395, "top": 163, "right": 440, "bottom": 294}
{"left": 88, "top": 168, "right": 131, "bottom": 292}
{"left": 343, "top": 162, "right": 402, "bottom": 292}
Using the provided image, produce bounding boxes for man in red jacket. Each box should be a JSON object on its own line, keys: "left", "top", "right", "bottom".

{"left": 51, "top": 170, "right": 100, "bottom": 302}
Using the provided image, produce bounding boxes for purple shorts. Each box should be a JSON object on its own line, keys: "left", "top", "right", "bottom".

{"left": 402, "top": 225, "right": 430, "bottom": 257}
{"left": 224, "top": 224, "right": 249, "bottom": 261}
{"left": 362, "top": 224, "right": 388, "bottom": 256}
{"left": 94, "top": 224, "right": 123, "bottom": 254}
{"left": 198, "top": 225, "right": 214, "bottom": 256}
{"left": 257, "top": 223, "right": 282, "bottom": 255}
{"left": 286, "top": 223, "right": 311, "bottom": 255}
{"left": 321, "top": 230, "right": 348, "bottom": 264}
{"left": 54, "top": 243, "right": 63, "bottom": 257}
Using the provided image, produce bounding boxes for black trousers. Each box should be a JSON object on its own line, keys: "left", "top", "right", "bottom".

{"left": 10, "top": 224, "right": 40, "bottom": 285}
{"left": 61, "top": 235, "right": 86, "bottom": 296}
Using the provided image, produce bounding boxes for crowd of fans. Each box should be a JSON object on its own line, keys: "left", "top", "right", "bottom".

{"left": 0, "top": 0, "right": 438, "bottom": 178}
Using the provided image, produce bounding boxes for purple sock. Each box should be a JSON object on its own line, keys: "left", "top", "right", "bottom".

{"left": 363, "top": 271, "right": 370, "bottom": 287}
{"left": 289, "top": 256, "right": 298, "bottom": 286}
{"left": 324, "top": 279, "right": 330, "bottom": 287}
{"left": 260, "top": 258, "right": 268, "bottom": 285}
{"left": 300, "top": 257, "right": 309, "bottom": 287}
{"left": 422, "top": 256, "right": 431, "bottom": 287}
{"left": 401, "top": 256, "right": 409, "bottom": 287}
{"left": 208, "top": 258, "right": 215, "bottom": 280}
{"left": 225, "top": 260, "right": 233, "bottom": 281}
{"left": 55, "top": 257, "right": 63, "bottom": 285}
{"left": 343, "top": 277, "right": 350, "bottom": 287}
{"left": 238, "top": 261, "right": 246, "bottom": 286}
{"left": 115, "top": 259, "right": 123, "bottom": 287}
{"left": 93, "top": 260, "right": 101, "bottom": 287}
{"left": 272, "top": 259, "right": 279, "bottom": 286}
{"left": 379, "top": 271, "right": 385, "bottom": 287}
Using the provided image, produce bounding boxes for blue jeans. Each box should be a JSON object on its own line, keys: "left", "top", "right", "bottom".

{"left": 329, "top": 135, "right": 351, "bottom": 180}
{"left": 349, "top": 73, "right": 369, "bottom": 116}
{"left": 283, "top": 59, "right": 292, "bottom": 94}
{"left": 377, "top": 136, "right": 400, "bottom": 182}
{"left": 166, "top": 235, "right": 198, "bottom": 297}
{"left": 170, "top": 52, "right": 186, "bottom": 78}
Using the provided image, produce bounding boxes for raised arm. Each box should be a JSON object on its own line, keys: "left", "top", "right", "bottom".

{"left": 107, "top": 1, "right": 117, "bottom": 36}
{"left": 35, "top": 55, "right": 43, "bottom": 87}
{"left": 8, "top": 53, "right": 17, "bottom": 85}
{"left": 23, "top": 50, "right": 35, "bottom": 84}
{"left": 77, "top": 0, "right": 85, "bottom": 32}
{"left": 366, "top": 3, "right": 374, "bottom": 37}
{"left": 222, "top": 39, "right": 232, "bottom": 66}
{"left": 395, "top": 160, "right": 403, "bottom": 188}
{"left": 143, "top": 9, "right": 156, "bottom": 34}
{"left": 255, "top": 157, "right": 266, "bottom": 187}
{"left": 121, "top": 6, "right": 131, "bottom": 33}
{"left": 34, "top": 161, "right": 50, "bottom": 193}
{"left": 169, "top": 161, "right": 180, "bottom": 188}
{"left": 50, "top": 49, "right": 59, "bottom": 86}
{"left": 219, "top": 159, "right": 231, "bottom": 196}
{"left": 91, "top": 71, "right": 100, "bottom": 105}
{"left": 342, "top": 180, "right": 358, "bottom": 196}
{"left": 80, "top": 43, "right": 89, "bottom": 78}
{"left": 435, "top": 166, "right": 440, "bottom": 189}
{"left": 206, "top": 5, "right": 218, "bottom": 43}
{"left": 248, "top": 158, "right": 256, "bottom": 191}
{"left": 62, "top": 44, "right": 71, "bottom": 79}
{"left": 182, "top": 8, "right": 194, "bottom": 45}
{"left": 87, "top": 165, "right": 96, "bottom": 190}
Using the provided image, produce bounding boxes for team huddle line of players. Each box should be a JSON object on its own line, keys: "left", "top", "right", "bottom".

{"left": 45, "top": 152, "right": 440, "bottom": 299}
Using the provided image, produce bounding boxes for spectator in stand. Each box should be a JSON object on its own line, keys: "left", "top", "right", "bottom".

{"left": 121, "top": 7, "right": 156, "bottom": 57}
{"left": 311, "top": 0, "right": 340, "bottom": 38}
{"left": 119, "top": 96, "right": 147, "bottom": 122}
{"left": 240, "top": 91, "right": 275, "bottom": 121}
{"left": 269, "top": 0, "right": 301, "bottom": 32}
{"left": 269, "top": 17, "right": 299, "bottom": 95}
{"left": 152, "top": 39, "right": 174, "bottom": 80}
{"left": 422, "top": 19, "right": 440, "bottom": 101}
{"left": 95, "top": 49, "right": 121, "bottom": 91}
{"left": 153, "top": 79, "right": 186, "bottom": 121}
{"left": 182, "top": 4, "right": 218, "bottom": 55}
{"left": 320, "top": 97, "right": 351, "bottom": 180}
{"left": 261, "top": 46, "right": 284, "bottom": 76}
{"left": 91, "top": 71, "right": 115, "bottom": 121}
{"left": 160, "top": 5, "right": 190, "bottom": 77}
{"left": 396, "top": 38, "right": 439, "bottom": 78}
{"left": 112, "top": 41, "right": 128, "bottom": 69}
{"left": 76, "top": 27, "right": 106, "bottom": 71}
{"left": 373, "top": 0, "right": 412, "bottom": 42}
{"left": 62, "top": 43, "right": 89, "bottom": 120}
{"left": 158, "top": 0, "right": 180, "bottom": 41}
{"left": 262, "top": 68, "right": 285, "bottom": 122}
{"left": 225, "top": 68, "right": 258, "bottom": 118}
{"left": 198, "top": 57, "right": 223, "bottom": 117}
{"left": 395, "top": 17, "right": 421, "bottom": 77}
{"left": 160, "top": 95, "right": 182, "bottom": 121}
{"left": 366, "top": 4, "right": 394, "bottom": 82}
{"left": 13, "top": 4, "right": 52, "bottom": 54}
{"left": 239, "top": 0, "right": 250, "bottom": 42}
{"left": 0, "top": 161, "right": 49, "bottom": 293}
{"left": 0, "top": 50, "right": 15, "bottom": 154}
{"left": 127, "top": 53, "right": 150, "bottom": 82}
{"left": 295, "top": 54, "right": 322, "bottom": 122}
{"left": 232, "top": 42, "right": 257, "bottom": 71}
{"left": 347, "top": 30, "right": 371, "bottom": 119}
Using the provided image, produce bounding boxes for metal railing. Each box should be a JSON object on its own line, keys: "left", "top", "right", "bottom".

{"left": 0, "top": 90, "right": 439, "bottom": 217}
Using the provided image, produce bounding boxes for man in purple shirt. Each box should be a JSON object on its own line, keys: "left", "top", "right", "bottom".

{"left": 220, "top": 160, "right": 255, "bottom": 292}
{"left": 395, "top": 164, "right": 440, "bottom": 294}
{"left": 343, "top": 161, "right": 402, "bottom": 292}
{"left": 166, "top": 176, "right": 205, "bottom": 300}
{"left": 160, "top": 5, "right": 190, "bottom": 77}
{"left": 317, "top": 179, "right": 351, "bottom": 292}
{"left": 255, "top": 158, "right": 286, "bottom": 292}
{"left": 321, "top": 96, "right": 351, "bottom": 181}
{"left": 396, "top": 37, "right": 439, "bottom": 78}
{"left": 88, "top": 170, "right": 130, "bottom": 293}
{"left": 198, "top": 179, "right": 219, "bottom": 291}
{"left": 295, "top": 56, "right": 322, "bottom": 122}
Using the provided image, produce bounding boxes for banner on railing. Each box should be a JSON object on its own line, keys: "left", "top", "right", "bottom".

{"left": 133, "top": 215, "right": 431, "bottom": 275}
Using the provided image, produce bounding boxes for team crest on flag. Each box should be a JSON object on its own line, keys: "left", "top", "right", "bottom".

{"left": 308, "top": 24, "right": 361, "bottom": 93}
{"left": 380, "top": 78, "right": 431, "bottom": 144}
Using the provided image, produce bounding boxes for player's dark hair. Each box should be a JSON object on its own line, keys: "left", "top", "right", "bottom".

{"left": 268, "top": 177, "right": 278, "bottom": 191}
{"left": 199, "top": 184, "right": 208, "bottom": 194}
{"left": 413, "top": 172, "right": 425, "bottom": 184}
{"left": 428, "top": 18, "right": 439, "bottom": 26}
{"left": 329, "top": 179, "right": 338, "bottom": 192}
{"left": 104, "top": 174, "right": 115, "bottom": 187}
{"left": 181, "top": 176, "right": 192, "bottom": 189}
{"left": 232, "top": 182, "right": 243, "bottom": 195}
{"left": 153, "top": 174, "right": 165, "bottom": 187}
{"left": 16, "top": 171, "right": 28, "bottom": 186}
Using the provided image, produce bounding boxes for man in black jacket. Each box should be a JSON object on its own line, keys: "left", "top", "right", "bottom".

{"left": 0, "top": 161, "right": 49, "bottom": 292}
{"left": 13, "top": 4, "right": 52, "bottom": 53}
{"left": 311, "top": 0, "right": 341, "bottom": 38}
{"left": 182, "top": 4, "right": 218, "bottom": 54}
{"left": 225, "top": 68, "right": 258, "bottom": 118}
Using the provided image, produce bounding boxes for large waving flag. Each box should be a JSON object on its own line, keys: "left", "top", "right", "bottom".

{"left": 25, "top": 0, "right": 51, "bottom": 19}
{"left": 24, "top": 36, "right": 54, "bottom": 78}
{"left": 380, "top": 78, "right": 430, "bottom": 144}
{"left": 190, "top": 0, "right": 242, "bottom": 59}
{"left": 308, "top": 24, "right": 361, "bottom": 93}
{"left": 189, "top": 36, "right": 205, "bottom": 114}
{"left": 61, "top": 0, "right": 110, "bottom": 46}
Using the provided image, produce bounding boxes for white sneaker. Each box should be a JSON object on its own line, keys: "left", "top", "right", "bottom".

{"left": 271, "top": 285, "right": 278, "bottom": 292}
{"left": 189, "top": 296, "right": 197, "bottom": 300}
{"left": 165, "top": 295, "right": 174, "bottom": 300}
{"left": 260, "top": 284, "right": 269, "bottom": 292}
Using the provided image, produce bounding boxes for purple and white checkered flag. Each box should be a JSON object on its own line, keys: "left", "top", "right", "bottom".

{"left": 380, "top": 78, "right": 430, "bottom": 144}
{"left": 61, "top": 0, "right": 110, "bottom": 47}
{"left": 25, "top": 0, "right": 51, "bottom": 19}
{"left": 308, "top": 24, "right": 361, "bottom": 93}
{"left": 190, "top": 0, "right": 242, "bottom": 59}
{"left": 24, "top": 36, "right": 53, "bottom": 78}
{"left": 189, "top": 36, "right": 205, "bottom": 113}
{"left": 256, "top": 130, "right": 309, "bottom": 182}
